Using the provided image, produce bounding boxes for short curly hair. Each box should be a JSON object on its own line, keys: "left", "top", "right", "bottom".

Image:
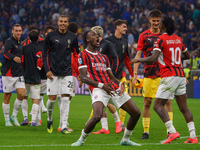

{"left": 162, "top": 16, "right": 175, "bottom": 35}
{"left": 68, "top": 22, "right": 78, "bottom": 34}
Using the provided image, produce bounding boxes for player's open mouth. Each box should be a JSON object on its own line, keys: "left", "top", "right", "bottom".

{"left": 96, "top": 39, "right": 100, "bottom": 45}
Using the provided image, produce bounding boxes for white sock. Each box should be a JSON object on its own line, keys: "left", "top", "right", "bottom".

{"left": 60, "top": 97, "right": 70, "bottom": 129}
{"left": 31, "top": 104, "right": 39, "bottom": 123}
{"left": 122, "top": 128, "right": 133, "bottom": 142}
{"left": 2, "top": 103, "right": 10, "bottom": 121}
{"left": 12, "top": 98, "right": 22, "bottom": 116}
{"left": 57, "top": 96, "right": 61, "bottom": 109}
{"left": 187, "top": 122, "right": 196, "bottom": 139}
{"left": 101, "top": 117, "right": 108, "bottom": 130}
{"left": 79, "top": 129, "right": 90, "bottom": 142}
{"left": 112, "top": 111, "right": 121, "bottom": 122}
{"left": 40, "top": 96, "right": 44, "bottom": 108}
{"left": 37, "top": 99, "right": 42, "bottom": 121}
{"left": 57, "top": 96, "right": 62, "bottom": 128}
{"left": 46, "top": 99, "right": 55, "bottom": 121}
{"left": 165, "top": 120, "right": 176, "bottom": 134}
{"left": 22, "top": 99, "right": 28, "bottom": 120}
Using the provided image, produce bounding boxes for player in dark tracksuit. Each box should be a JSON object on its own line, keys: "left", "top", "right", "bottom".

{"left": 20, "top": 25, "right": 49, "bottom": 126}
{"left": 43, "top": 15, "right": 80, "bottom": 134}
{"left": 90, "top": 26, "right": 123, "bottom": 134}
{"left": 22, "top": 30, "right": 43, "bottom": 126}
{"left": 106, "top": 20, "right": 134, "bottom": 130}
{"left": 2, "top": 24, "right": 25, "bottom": 127}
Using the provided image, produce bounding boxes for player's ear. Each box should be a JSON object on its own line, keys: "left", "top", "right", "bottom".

{"left": 148, "top": 18, "right": 151, "bottom": 23}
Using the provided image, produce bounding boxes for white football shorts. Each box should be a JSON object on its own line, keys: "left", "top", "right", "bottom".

{"left": 2, "top": 76, "right": 25, "bottom": 93}
{"left": 156, "top": 76, "right": 186, "bottom": 99}
{"left": 40, "top": 79, "right": 47, "bottom": 94}
{"left": 25, "top": 84, "right": 40, "bottom": 99}
{"left": 47, "top": 76, "right": 74, "bottom": 96}
{"left": 91, "top": 88, "right": 131, "bottom": 109}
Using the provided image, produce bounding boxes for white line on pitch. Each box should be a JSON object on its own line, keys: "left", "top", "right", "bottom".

{"left": 1, "top": 136, "right": 200, "bottom": 148}
{"left": 0, "top": 142, "right": 199, "bottom": 148}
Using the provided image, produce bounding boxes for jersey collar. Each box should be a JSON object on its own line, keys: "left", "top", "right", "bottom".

{"left": 85, "top": 49, "right": 98, "bottom": 55}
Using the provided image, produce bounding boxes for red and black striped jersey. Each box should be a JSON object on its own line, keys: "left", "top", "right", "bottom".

{"left": 78, "top": 49, "right": 118, "bottom": 92}
{"left": 153, "top": 33, "right": 187, "bottom": 78}
{"left": 137, "top": 29, "right": 162, "bottom": 78}
{"left": 2, "top": 36, "right": 23, "bottom": 77}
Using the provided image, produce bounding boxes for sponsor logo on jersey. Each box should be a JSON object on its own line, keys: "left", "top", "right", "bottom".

{"left": 55, "top": 39, "right": 59, "bottom": 43}
{"left": 147, "top": 38, "right": 152, "bottom": 41}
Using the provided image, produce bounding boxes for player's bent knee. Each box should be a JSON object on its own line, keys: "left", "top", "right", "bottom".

{"left": 49, "top": 95, "right": 57, "bottom": 100}
{"left": 17, "top": 91, "right": 25, "bottom": 100}
{"left": 144, "top": 101, "right": 152, "bottom": 108}
{"left": 135, "top": 109, "right": 141, "bottom": 119}
{"left": 91, "top": 115, "right": 102, "bottom": 123}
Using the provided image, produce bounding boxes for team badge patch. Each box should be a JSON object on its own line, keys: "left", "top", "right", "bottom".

{"left": 78, "top": 58, "right": 82, "bottom": 64}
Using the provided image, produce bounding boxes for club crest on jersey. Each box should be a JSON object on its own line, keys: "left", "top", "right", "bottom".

{"left": 68, "top": 39, "right": 71, "bottom": 48}
{"left": 78, "top": 58, "right": 82, "bottom": 64}
{"left": 122, "top": 45, "right": 125, "bottom": 53}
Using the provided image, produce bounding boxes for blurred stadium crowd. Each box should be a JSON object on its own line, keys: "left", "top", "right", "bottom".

{"left": 0, "top": 0, "right": 200, "bottom": 70}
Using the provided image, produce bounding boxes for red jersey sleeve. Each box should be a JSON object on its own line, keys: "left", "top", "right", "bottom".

{"left": 78, "top": 51, "right": 88, "bottom": 69}
{"left": 153, "top": 37, "right": 164, "bottom": 52}
{"left": 124, "top": 52, "right": 134, "bottom": 77}
{"left": 136, "top": 33, "right": 144, "bottom": 51}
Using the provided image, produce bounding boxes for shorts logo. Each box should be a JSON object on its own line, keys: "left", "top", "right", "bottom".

{"left": 94, "top": 95, "right": 98, "bottom": 99}
{"left": 78, "top": 58, "right": 82, "bottom": 64}
{"left": 48, "top": 88, "right": 50, "bottom": 92}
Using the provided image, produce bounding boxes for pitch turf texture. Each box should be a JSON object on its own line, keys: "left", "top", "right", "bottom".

{"left": 0, "top": 94, "right": 199, "bottom": 150}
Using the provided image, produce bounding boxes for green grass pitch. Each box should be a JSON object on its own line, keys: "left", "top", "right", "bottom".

{"left": 0, "top": 94, "right": 199, "bottom": 150}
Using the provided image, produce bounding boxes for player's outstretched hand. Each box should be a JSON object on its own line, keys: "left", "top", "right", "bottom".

{"left": 46, "top": 71, "right": 54, "bottom": 80}
{"left": 118, "top": 81, "right": 125, "bottom": 96}
{"left": 130, "top": 59, "right": 139, "bottom": 65}
{"left": 14, "top": 56, "right": 21, "bottom": 63}
{"left": 103, "top": 83, "right": 115, "bottom": 97}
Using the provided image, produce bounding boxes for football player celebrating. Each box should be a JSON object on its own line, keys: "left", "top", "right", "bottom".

{"left": 72, "top": 30, "right": 141, "bottom": 146}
